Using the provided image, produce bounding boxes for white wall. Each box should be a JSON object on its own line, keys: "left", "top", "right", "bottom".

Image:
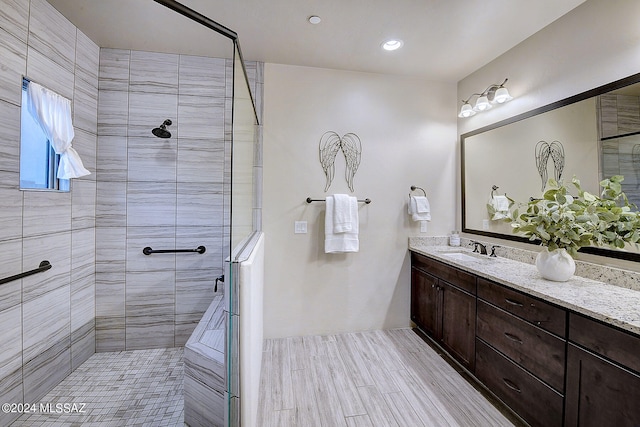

{"left": 262, "top": 63, "right": 456, "bottom": 338}
{"left": 457, "top": 0, "right": 640, "bottom": 270}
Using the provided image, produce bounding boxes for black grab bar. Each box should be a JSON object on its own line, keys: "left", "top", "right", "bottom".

{"left": 0, "top": 260, "right": 52, "bottom": 285}
{"left": 143, "top": 246, "right": 206, "bottom": 255}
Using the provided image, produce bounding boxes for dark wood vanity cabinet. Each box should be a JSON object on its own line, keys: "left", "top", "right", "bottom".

{"left": 410, "top": 250, "right": 640, "bottom": 427}
{"left": 410, "top": 252, "right": 476, "bottom": 371}
{"left": 564, "top": 313, "right": 640, "bottom": 427}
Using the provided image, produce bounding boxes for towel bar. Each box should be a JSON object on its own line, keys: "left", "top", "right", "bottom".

{"left": 306, "top": 197, "right": 371, "bottom": 204}
{"left": 410, "top": 185, "right": 427, "bottom": 197}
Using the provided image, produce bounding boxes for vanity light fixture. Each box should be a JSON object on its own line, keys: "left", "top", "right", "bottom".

{"left": 382, "top": 39, "right": 403, "bottom": 51}
{"left": 458, "top": 78, "right": 513, "bottom": 118}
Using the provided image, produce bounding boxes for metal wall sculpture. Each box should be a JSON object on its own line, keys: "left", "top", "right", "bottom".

{"left": 535, "top": 140, "right": 565, "bottom": 191}
{"left": 319, "top": 131, "right": 362, "bottom": 192}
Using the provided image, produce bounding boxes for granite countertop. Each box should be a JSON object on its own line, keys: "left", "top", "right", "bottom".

{"left": 409, "top": 243, "right": 640, "bottom": 337}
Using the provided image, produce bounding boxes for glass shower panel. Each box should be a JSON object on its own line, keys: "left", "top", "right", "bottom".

{"left": 226, "top": 41, "right": 259, "bottom": 426}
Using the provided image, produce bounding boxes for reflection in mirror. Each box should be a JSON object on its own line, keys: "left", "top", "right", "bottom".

{"left": 462, "top": 73, "right": 640, "bottom": 261}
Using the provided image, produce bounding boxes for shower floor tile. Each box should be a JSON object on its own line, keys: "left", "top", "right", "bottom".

{"left": 12, "top": 347, "right": 185, "bottom": 426}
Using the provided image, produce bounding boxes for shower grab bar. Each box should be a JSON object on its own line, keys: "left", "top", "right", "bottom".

{"left": 0, "top": 260, "right": 52, "bottom": 285}
{"left": 143, "top": 246, "right": 206, "bottom": 255}
{"left": 306, "top": 197, "right": 371, "bottom": 204}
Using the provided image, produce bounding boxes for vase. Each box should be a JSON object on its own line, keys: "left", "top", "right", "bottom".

{"left": 535, "top": 247, "right": 576, "bottom": 282}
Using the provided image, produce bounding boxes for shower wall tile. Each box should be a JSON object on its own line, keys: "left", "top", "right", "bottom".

{"left": 177, "top": 95, "right": 225, "bottom": 139}
{"left": 96, "top": 316, "right": 125, "bottom": 352}
{"left": 97, "top": 89, "right": 129, "bottom": 136}
{"left": 125, "top": 271, "right": 175, "bottom": 349}
{"left": 176, "top": 138, "right": 225, "bottom": 183}
{"left": 0, "top": 101, "right": 20, "bottom": 175}
{"left": 0, "top": 30, "right": 26, "bottom": 106}
{"left": 23, "top": 189, "right": 72, "bottom": 237}
{"left": 23, "top": 338, "right": 70, "bottom": 402}
{"left": 176, "top": 271, "right": 215, "bottom": 316}
{"left": 0, "top": 0, "right": 29, "bottom": 44}
{"left": 0, "top": 367, "right": 22, "bottom": 427}
{"left": 96, "top": 181, "right": 127, "bottom": 227}
{"left": 176, "top": 183, "right": 224, "bottom": 228}
{"left": 71, "top": 320, "right": 94, "bottom": 370}
{"left": 175, "top": 313, "right": 201, "bottom": 347}
{"left": 72, "top": 179, "right": 97, "bottom": 230}
{"left": 71, "top": 227, "right": 95, "bottom": 284}
{"left": 96, "top": 272, "right": 125, "bottom": 318}
{"left": 75, "top": 30, "right": 100, "bottom": 84}
{"left": 97, "top": 135, "right": 128, "bottom": 182}
{"left": 616, "top": 95, "right": 640, "bottom": 134}
{"left": 96, "top": 226, "right": 126, "bottom": 264}
{"left": 73, "top": 74, "right": 99, "bottom": 134}
{"left": 129, "top": 50, "right": 178, "bottom": 95}
{"left": 0, "top": 187, "right": 23, "bottom": 242}
{"left": 98, "top": 48, "right": 130, "bottom": 91}
{"left": 127, "top": 136, "right": 178, "bottom": 183}
{"left": 28, "top": 0, "right": 76, "bottom": 74}
{"left": 25, "top": 46, "right": 74, "bottom": 101}
{"left": 0, "top": 239, "right": 22, "bottom": 312}
{"left": 178, "top": 55, "right": 225, "bottom": 97}
{"left": 71, "top": 129, "right": 97, "bottom": 182}
{"left": 22, "top": 231, "right": 71, "bottom": 303}
{"left": 23, "top": 285, "right": 70, "bottom": 363}
{"left": 176, "top": 226, "right": 223, "bottom": 272}
{"left": 128, "top": 91, "right": 178, "bottom": 138}
{"left": 126, "top": 226, "right": 176, "bottom": 273}
{"left": 225, "top": 58, "right": 233, "bottom": 99}
{"left": 0, "top": 305, "right": 22, "bottom": 381}
{"left": 126, "top": 181, "right": 177, "bottom": 227}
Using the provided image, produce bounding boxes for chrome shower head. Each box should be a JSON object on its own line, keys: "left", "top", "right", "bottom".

{"left": 152, "top": 119, "right": 172, "bottom": 138}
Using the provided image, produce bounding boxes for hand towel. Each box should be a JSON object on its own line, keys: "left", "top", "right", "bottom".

{"left": 490, "top": 194, "right": 510, "bottom": 220}
{"left": 333, "top": 194, "right": 353, "bottom": 233}
{"left": 325, "top": 195, "right": 359, "bottom": 253}
{"left": 408, "top": 196, "right": 431, "bottom": 221}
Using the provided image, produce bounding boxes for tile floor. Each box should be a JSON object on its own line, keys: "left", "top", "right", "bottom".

{"left": 12, "top": 347, "right": 185, "bottom": 427}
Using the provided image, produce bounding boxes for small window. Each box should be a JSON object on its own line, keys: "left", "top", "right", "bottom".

{"left": 20, "top": 78, "right": 69, "bottom": 191}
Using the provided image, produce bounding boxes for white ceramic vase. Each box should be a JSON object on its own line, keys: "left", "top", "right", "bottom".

{"left": 535, "top": 247, "right": 576, "bottom": 282}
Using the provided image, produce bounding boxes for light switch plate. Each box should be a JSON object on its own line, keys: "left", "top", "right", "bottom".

{"left": 294, "top": 221, "right": 307, "bottom": 234}
{"left": 482, "top": 219, "right": 490, "bottom": 230}
{"left": 420, "top": 221, "right": 428, "bottom": 233}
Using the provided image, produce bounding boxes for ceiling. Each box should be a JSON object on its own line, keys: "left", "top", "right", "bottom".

{"left": 47, "top": 0, "right": 586, "bottom": 82}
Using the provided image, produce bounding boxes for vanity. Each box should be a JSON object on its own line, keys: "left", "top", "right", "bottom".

{"left": 409, "top": 242, "right": 640, "bottom": 427}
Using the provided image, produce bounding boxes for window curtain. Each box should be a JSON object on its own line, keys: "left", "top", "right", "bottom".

{"left": 26, "top": 81, "right": 90, "bottom": 179}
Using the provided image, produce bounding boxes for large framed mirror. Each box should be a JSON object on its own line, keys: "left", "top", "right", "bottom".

{"left": 462, "top": 72, "right": 640, "bottom": 262}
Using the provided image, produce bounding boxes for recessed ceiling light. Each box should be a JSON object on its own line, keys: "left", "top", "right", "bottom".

{"left": 308, "top": 15, "right": 321, "bottom": 24}
{"left": 382, "top": 39, "right": 404, "bottom": 51}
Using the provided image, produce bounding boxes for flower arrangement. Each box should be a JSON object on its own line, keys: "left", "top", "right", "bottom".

{"left": 501, "top": 175, "right": 640, "bottom": 257}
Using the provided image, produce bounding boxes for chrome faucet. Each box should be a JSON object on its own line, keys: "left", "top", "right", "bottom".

{"left": 470, "top": 240, "right": 488, "bottom": 255}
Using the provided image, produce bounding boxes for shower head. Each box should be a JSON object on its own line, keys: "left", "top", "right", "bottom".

{"left": 152, "top": 119, "right": 172, "bottom": 138}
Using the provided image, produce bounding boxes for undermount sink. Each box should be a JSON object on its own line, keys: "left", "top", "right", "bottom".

{"left": 439, "top": 250, "right": 493, "bottom": 262}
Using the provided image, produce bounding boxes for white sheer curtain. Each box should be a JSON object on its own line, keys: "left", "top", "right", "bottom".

{"left": 26, "top": 81, "right": 90, "bottom": 179}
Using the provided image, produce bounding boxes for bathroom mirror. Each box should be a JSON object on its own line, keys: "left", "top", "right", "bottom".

{"left": 462, "top": 72, "right": 640, "bottom": 261}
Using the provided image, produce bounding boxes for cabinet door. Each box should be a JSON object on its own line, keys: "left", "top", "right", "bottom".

{"left": 411, "top": 267, "right": 440, "bottom": 338}
{"left": 565, "top": 343, "right": 640, "bottom": 427}
{"left": 441, "top": 281, "right": 476, "bottom": 371}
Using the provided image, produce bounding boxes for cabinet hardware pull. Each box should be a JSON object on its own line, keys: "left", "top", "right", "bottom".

{"left": 504, "top": 332, "right": 523, "bottom": 344}
{"left": 502, "top": 378, "right": 522, "bottom": 393}
{"left": 505, "top": 298, "right": 524, "bottom": 307}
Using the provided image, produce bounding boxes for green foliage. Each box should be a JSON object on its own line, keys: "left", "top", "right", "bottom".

{"left": 501, "top": 175, "right": 640, "bottom": 257}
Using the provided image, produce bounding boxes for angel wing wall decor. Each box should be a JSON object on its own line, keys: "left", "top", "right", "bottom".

{"left": 535, "top": 140, "right": 565, "bottom": 191}
{"left": 319, "top": 131, "right": 362, "bottom": 192}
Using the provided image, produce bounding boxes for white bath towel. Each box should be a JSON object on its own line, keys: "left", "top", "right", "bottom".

{"left": 490, "top": 194, "right": 510, "bottom": 220}
{"left": 408, "top": 196, "right": 431, "bottom": 221}
{"left": 333, "top": 194, "right": 354, "bottom": 233}
{"left": 325, "top": 195, "right": 359, "bottom": 253}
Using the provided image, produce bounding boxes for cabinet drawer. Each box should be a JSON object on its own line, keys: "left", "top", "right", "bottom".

{"left": 478, "top": 278, "right": 566, "bottom": 336}
{"left": 411, "top": 252, "right": 476, "bottom": 294}
{"left": 569, "top": 313, "right": 640, "bottom": 373}
{"left": 476, "top": 339, "right": 563, "bottom": 427}
{"left": 477, "top": 300, "right": 565, "bottom": 391}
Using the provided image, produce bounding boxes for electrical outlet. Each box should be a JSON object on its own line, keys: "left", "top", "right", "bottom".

{"left": 420, "top": 221, "right": 428, "bottom": 233}
{"left": 482, "top": 219, "right": 490, "bottom": 230}
{"left": 294, "top": 221, "right": 307, "bottom": 234}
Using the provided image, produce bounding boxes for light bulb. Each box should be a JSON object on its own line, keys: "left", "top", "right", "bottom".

{"left": 458, "top": 103, "right": 476, "bottom": 118}
{"left": 493, "top": 86, "right": 513, "bottom": 104}
{"left": 473, "top": 95, "right": 492, "bottom": 112}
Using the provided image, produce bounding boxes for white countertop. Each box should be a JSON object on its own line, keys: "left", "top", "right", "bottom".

{"left": 409, "top": 243, "right": 640, "bottom": 337}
